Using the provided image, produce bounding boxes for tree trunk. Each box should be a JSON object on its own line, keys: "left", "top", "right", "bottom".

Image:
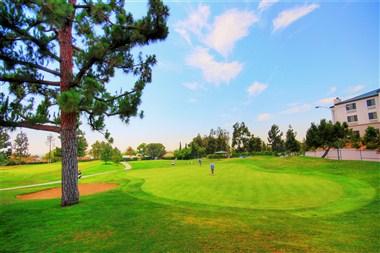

{"left": 321, "top": 146, "right": 331, "bottom": 158}
{"left": 59, "top": 0, "right": 79, "bottom": 206}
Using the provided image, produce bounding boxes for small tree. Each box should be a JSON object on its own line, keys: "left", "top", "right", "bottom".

{"left": 305, "top": 119, "right": 348, "bottom": 158}
{"left": 0, "top": 128, "right": 11, "bottom": 164}
{"left": 232, "top": 122, "right": 251, "bottom": 152}
{"left": 248, "top": 136, "right": 262, "bottom": 152}
{"left": 77, "top": 130, "right": 88, "bottom": 157}
{"left": 174, "top": 146, "right": 192, "bottom": 160}
{"left": 267, "top": 124, "right": 284, "bottom": 153}
{"left": 100, "top": 142, "right": 113, "bottom": 163}
{"left": 13, "top": 131, "right": 29, "bottom": 160}
{"left": 46, "top": 135, "right": 55, "bottom": 163}
{"left": 145, "top": 143, "right": 166, "bottom": 159}
{"left": 285, "top": 125, "right": 300, "bottom": 154}
{"left": 125, "top": 146, "right": 136, "bottom": 156}
{"left": 90, "top": 141, "right": 103, "bottom": 160}
{"left": 363, "top": 127, "right": 380, "bottom": 150}
{"left": 137, "top": 143, "right": 147, "bottom": 157}
{"left": 112, "top": 147, "right": 123, "bottom": 163}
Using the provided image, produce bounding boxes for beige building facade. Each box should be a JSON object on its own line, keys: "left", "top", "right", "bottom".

{"left": 331, "top": 88, "right": 380, "bottom": 136}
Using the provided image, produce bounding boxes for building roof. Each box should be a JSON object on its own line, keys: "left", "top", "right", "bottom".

{"left": 334, "top": 88, "right": 380, "bottom": 106}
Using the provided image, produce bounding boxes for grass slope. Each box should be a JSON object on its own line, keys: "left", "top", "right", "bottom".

{"left": 0, "top": 157, "right": 379, "bottom": 252}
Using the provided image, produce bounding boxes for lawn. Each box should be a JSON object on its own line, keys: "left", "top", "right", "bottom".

{"left": 0, "top": 157, "right": 379, "bottom": 252}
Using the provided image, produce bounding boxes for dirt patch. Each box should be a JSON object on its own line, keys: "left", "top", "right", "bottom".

{"left": 17, "top": 183, "right": 118, "bottom": 200}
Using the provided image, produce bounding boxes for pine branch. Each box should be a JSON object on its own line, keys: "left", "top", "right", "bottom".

{"left": 72, "top": 44, "right": 84, "bottom": 53}
{"left": 0, "top": 76, "right": 60, "bottom": 86}
{"left": 93, "top": 89, "right": 137, "bottom": 103}
{"left": 2, "top": 18, "right": 60, "bottom": 62}
{"left": 0, "top": 54, "right": 61, "bottom": 76}
{"left": 74, "top": 4, "right": 90, "bottom": 9}
{"left": 0, "top": 120, "right": 60, "bottom": 133}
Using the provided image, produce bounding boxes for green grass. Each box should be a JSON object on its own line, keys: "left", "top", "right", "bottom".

{"left": 0, "top": 157, "right": 379, "bottom": 252}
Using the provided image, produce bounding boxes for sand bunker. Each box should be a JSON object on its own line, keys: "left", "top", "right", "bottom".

{"left": 17, "top": 183, "right": 118, "bottom": 200}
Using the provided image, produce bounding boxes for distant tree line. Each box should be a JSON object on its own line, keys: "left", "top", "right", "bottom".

{"left": 174, "top": 127, "right": 230, "bottom": 159}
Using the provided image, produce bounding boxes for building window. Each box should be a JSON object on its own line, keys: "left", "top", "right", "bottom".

{"left": 367, "top": 98, "right": 376, "bottom": 107}
{"left": 347, "top": 115, "right": 358, "bottom": 122}
{"left": 346, "top": 103, "right": 356, "bottom": 111}
{"left": 368, "top": 112, "right": 378, "bottom": 120}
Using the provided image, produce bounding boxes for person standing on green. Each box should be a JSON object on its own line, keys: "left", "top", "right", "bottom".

{"left": 210, "top": 163, "right": 215, "bottom": 175}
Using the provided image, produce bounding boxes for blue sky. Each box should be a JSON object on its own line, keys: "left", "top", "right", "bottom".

{"left": 12, "top": 0, "right": 379, "bottom": 155}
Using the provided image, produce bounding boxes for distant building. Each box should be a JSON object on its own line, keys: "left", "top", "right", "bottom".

{"left": 330, "top": 88, "right": 379, "bottom": 136}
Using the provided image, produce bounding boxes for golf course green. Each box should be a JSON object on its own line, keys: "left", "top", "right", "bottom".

{"left": 0, "top": 156, "right": 379, "bottom": 252}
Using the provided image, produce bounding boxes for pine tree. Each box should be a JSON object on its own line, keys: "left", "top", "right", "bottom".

{"left": 13, "top": 131, "right": 29, "bottom": 159}
{"left": 0, "top": 128, "right": 12, "bottom": 164}
{"left": 77, "top": 129, "right": 88, "bottom": 157}
{"left": 285, "top": 125, "right": 300, "bottom": 154}
{"left": 0, "top": 0, "right": 169, "bottom": 206}
{"left": 267, "top": 124, "right": 284, "bottom": 153}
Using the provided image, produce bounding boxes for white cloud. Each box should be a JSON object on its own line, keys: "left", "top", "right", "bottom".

{"left": 258, "top": 0, "right": 279, "bottom": 12}
{"left": 247, "top": 81, "right": 268, "bottom": 96}
{"left": 281, "top": 103, "right": 312, "bottom": 114}
{"left": 319, "top": 97, "right": 335, "bottom": 104}
{"left": 174, "top": 4, "right": 210, "bottom": 45}
{"left": 186, "top": 47, "right": 243, "bottom": 85}
{"left": 273, "top": 4, "right": 319, "bottom": 32}
{"left": 205, "top": 9, "right": 258, "bottom": 57}
{"left": 347, "top": 84, "right": 365, "bottom": 96}
{"left": 257, "top": 113, "right": 272, "bottom": 122}
{"left": 182, "top": 82, "right": 202, "bottom": 91}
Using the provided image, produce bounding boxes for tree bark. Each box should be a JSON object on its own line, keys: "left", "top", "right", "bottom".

{"left": 321, "top": 146, "right": 331, "bottom": 158}
{"left": 59, "top": 0, "right": 79, "bottom": 207}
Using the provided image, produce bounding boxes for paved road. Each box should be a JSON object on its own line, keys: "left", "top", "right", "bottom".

{"left": 0, "top": 162, "right": 132, "bottom": 192}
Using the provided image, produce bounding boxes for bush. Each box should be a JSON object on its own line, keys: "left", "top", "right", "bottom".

{"left": 122, "top": 157, "right": 138, "bottom": 161}
{"left": 207, "top": 154, "right": 227, "bottom": 159}
{"left": 252, "top": 151, "right": 273, "bottom": 156}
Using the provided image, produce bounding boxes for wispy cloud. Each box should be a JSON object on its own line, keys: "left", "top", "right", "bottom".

{"left": 186, "top": 47, "right": 243, "bottom": 85}
{"left": 346, "top": 84, "right": 365, "bottom": 97}
{"left": 273, "top": 4, "right": 319, "bottom": 32}
{"left": 281, "top": 103, "right": 312, "bottom": 114}
{"left": 319, "top": 97, "right": 335, "bottom": 104}
{"left": 174, "top": 4, "right": 210, "bottom": 45}
{"left": 258, "top": 0, "right": 279, "bottom": 12}
{"left": 205, "top": 9, "right": 258, "bottom": 57}
{"left": 182, "top": 81, "right": 203, "bottom": 91}
{"left": 328, "top": 86, "right": 337, "bottom": 95}
{"left": 257, "top": 113, "right": 272, "bottom": 122}
{"left": 247, "top": 81, "right": 268, "bottom": 96}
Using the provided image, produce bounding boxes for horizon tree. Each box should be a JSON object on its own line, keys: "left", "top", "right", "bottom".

{"left": 363, "top": 126, "right": 380, "bottom": 150}
{"left": 305, "top": 119, "right": 348, "bottom": 158}
{"left": 285, "top": 125, "right": 300, "bottom": 154}
{"left": 267, "top": 124, "right": 284, "bottom": 153}
{"left": 0, "top": 128, "right": 12, "bottom": 164}
{"left": 13, "top": 131, "right": 29, "bottom": 160}
{"left": 76, "top": 129, "right": 88, "bottom": 157}
{"left": 0, "top": 0, "right": 169, "bottom": 206}
{"left": 232, "top": 122, "right": 251, "bottom": 152}
{"left": 100, "top": 142, "right": 113, "bottom": 164}
{"left": 145, "top": 143, "right": 165, "bottom": 159}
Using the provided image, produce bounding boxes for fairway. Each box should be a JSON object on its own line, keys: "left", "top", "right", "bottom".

{"left": 1, "top": 157, "right": 379, "bottom": 252}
